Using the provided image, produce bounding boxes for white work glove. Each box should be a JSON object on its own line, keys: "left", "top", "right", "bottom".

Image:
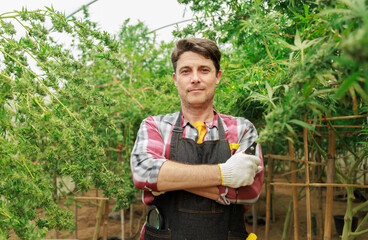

{"left": 218, "top": 152, "right": 261, "bottom": 188}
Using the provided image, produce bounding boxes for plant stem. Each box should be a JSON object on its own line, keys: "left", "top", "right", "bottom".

{"left": 0, "top": 10, "right": 42, "bottom": 18}
{"left": 31, "top": 95, "right": 47, "bottom": 112}
{"left": 350, "top": 211, "right": 368, "bottom": 236}
{"left": 263, "top": 37, "right": 274, "bottom": 60}
{"left": 341, "top": 187, "right": 354, "bottom": 240}
{"left": 7, "top": 131, "right": 34, "bottom": 179}
{"left": 281, "top": 197, "right": 293, "bottom": 240}
{"left": 0, "top": 73, "right": 13, "bottom": 82}
{"left": 349, "top": 228, "right": 368, "bottom": 237}
{"left": 310, "top": 134, "right": 327, "bottom": 159}
{"left": 0, "top": 209, "right": 12, "bottom": 219}
{"left": 353, "top": 200, "right": 368, "bottom": 215}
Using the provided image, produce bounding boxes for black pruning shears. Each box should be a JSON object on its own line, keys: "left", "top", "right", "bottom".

{"left": 243, "top": 142, "right": 257, "bottom": 155}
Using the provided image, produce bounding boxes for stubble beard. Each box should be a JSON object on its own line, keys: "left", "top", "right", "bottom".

{"left": 180, "top": 92, "right": 215, "bottom": 111}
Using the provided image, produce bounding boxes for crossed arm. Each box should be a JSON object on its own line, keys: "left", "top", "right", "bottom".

{"left": 130, "top": 115, "right": 264, "bottom": 204}
{"left": 157, "top": 160, "right": 222, "bottom": 200}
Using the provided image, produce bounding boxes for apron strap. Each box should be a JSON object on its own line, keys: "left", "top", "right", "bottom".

{"left": 217, "top": 115, "right": 227, "bottom": 141}
{"left": 169, "top": 111, "right": 184, "bottom": 161}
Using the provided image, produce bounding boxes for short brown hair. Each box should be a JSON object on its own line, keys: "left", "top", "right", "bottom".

{"left": 171, "top": 38, "right": 221, "bottom": 74}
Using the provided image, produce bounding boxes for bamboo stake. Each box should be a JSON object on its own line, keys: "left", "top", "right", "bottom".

{"left": 53, "top": 173, "right": 58, "bottom": 239}
{"left": 93, "top": 200, "right": 104, "bottom": 240}
{"left": 130, "top": 203, "right": 134, "bottom": 236}
{"left": 324, "top": 128, "right": 336, "bottom": 240}
{"left": 264, "top": 154, "right": 325, "bottom": 166}
{"left": 315, "top": 131, "right": 362, "bottom": 136}
{"left": 97, "top": 200, "right": 105, "bottom": 238}
{"left": 74, "top": 196, "right": 112, "bottom": 200}
{"left": 104, "top": 148, "right": 125, "bottom": 153}
{"left": 316, "top": 131, "right": 324, "bottom": 239}
{"left": 307, "top": 115, "right": 367, "bottom": 122}
{"left": 121, "top": 210, "right": 125, "bottom": 240}
{"left": 303, "top": 126, "right": 312, "bottom": 240}
{"left": 252, "top": 204, "right": 258, "bottom": 234}
{"left": 365, "top": 157, "right": 367, "bottom": 195}
{"left": 311, "top": 124, "right": 363, "bottom": 128}
{"left": 288, "top": 137, "right": 299, "bottom": 240}
{"left": 102, "top": 200, "right": 109, "bottom": 240}
{"left": 96, "top": 189, "right": 99, "bottom": 212}
{"left": 280, "top": 168, "right": 304, "bottom": 177}
{"left": 117, "top": 145, "right": 124, "bottom": 240}
{"left": 116, "top": 75, "right": 146, "bottom": 110}
{"left": 74, "top": 183, "right": 78, "bottom": 240}
{"left": 265, "top": 150, "right": 273, "bottom": 240}
{"left": 270, "top": 183, "right": 368, "bottom": 188}
{"left": 94, "top": 78, "right": 120, "bottom": 88}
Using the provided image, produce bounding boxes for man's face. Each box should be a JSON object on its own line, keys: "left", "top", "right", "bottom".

{"left": 173, "top": 51, "right": 221, "bottom": 109}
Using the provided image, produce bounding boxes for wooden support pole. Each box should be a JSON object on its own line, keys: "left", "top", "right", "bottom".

{"left": 270, "top": 182, "right": 368, "bottom": 188}
{"left": 324, "top": 128, "right": 336, "bottom": 240}
{"left": 252, "top": 204, "right": 258, "bottom": 234}
{"left": 304, "top": 126, "right": 312, "bottom": 240}
{"left": 310, "top": 124, "right": 364, "bottom": 128}
{"left": 288, "top": 137, "right": 299, "bottom": 240}
{"left": 53, "top": 173, "right": 59, "bottom": 239}
{"left": 265, "top": 150, "right": 273, "bottom": 240}
{"left": 307, "top": 114, "right": 367, "bottom": 122}
{"left": 121, "top": 210, "right": 125, "bottom": 240}
{"left": 96, "top": 189, "right": 99, "bottom": 212}
{"left": 93, "top": 200, "right": 104, "bottom": 240}
{"left": 130, "top": 203, "right": 134, "bottom": 236}
{"left": 102, "top": 200, "right": 109, "bottom": 240}
{"left": 74, "top": 184, "right": 78, "bottom": 240}
{"left": 365, "top": 157, "right": 367, "bottom": 195}
{"left": 316, "top": 131, "right": 324, "bottom": 238}
{"left": 264, "top": 154, "right": 325, "bottom": 166}
{"left": 118, "top": 149, "right": 124, "bottom": 240}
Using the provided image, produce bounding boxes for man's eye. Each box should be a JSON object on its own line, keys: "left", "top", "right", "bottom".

{"left": 181, "top": 70, "right": 189, "bottom": 74}
{"left": 202, "top": 69, "right": 209, "bottom": 72}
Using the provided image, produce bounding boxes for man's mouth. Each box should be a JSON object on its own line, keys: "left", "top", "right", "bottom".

{"left": 188, "top": 88, "right": 204, "bottom": 92}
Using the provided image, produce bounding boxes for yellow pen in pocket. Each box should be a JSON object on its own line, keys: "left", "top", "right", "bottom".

{"left": 229, "top": 143, "right": 240, "bottom": 151}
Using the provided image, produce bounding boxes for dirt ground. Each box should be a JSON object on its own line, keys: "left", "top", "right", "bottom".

{"left": 43, "top": 176, "right": 368, "bottom": 240}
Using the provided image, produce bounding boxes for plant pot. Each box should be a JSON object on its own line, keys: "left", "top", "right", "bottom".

{"left": 333, "top": 215, "right": 359, "bottom": 236}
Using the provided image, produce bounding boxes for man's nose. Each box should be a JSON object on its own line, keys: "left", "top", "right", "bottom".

{"left": 191, "top": 71, "right": 200, "bottom": 83}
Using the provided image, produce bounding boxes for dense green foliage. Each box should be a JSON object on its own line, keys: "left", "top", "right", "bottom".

{"left": 0, "top": 0, "right": 367, "bottom": 239}
{"left": 175, "top": 0, "right": 367, "bottom": 239}
{"left": 0, "top": 7, "right": 176, "bottom": 239}
{"left": 177, "top": 0, "right": 367, "bottom": 144}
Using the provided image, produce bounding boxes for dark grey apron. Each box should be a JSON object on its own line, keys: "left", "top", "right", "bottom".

{"left": 144, "top": 112, "right": 248, "bottom": 240}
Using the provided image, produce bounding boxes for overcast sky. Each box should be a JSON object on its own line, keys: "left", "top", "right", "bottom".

{"left": 1, "top": 0, "right": 194, "bottom": 42}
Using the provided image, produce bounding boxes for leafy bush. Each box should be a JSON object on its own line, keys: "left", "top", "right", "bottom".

{"left": 0, "top": 7, "right": 177, "bottom": 238}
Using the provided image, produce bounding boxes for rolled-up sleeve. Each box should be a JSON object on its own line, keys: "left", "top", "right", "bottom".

{"left": 130, "top": 116, "right": 166, "bottom": 192}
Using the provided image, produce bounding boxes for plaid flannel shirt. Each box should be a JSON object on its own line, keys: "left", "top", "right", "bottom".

{"left": 130, "top": 110, "right": 264, "bottom": 206}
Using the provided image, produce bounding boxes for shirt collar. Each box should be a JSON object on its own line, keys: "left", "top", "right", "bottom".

{"left": 165, "top": 109, "right": 220, "bottom": 129}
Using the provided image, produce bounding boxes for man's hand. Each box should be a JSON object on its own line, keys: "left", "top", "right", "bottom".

{"left": 218, "top": 152, "right": 261, "bottom": 188}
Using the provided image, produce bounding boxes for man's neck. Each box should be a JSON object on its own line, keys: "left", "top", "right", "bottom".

{"left": 181, "top": 104, "right": 215, "bottom": 123}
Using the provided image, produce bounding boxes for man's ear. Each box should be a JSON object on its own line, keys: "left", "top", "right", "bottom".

{"left": 216, "top": 70, "right": 222, "bottom": 85}
{"left": 173, "top": 72, "right": 177, "bottom": 86}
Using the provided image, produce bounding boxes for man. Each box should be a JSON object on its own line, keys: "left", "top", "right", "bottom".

{"left": 131, "top": 38, "right": 264, "bottom": 240}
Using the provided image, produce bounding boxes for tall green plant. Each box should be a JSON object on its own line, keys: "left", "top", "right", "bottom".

{"left": 0, "top": 7, "right": 133, "bottom": 238}
{"left": 176, "top": 0, "right": 368, "bottom": 239}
